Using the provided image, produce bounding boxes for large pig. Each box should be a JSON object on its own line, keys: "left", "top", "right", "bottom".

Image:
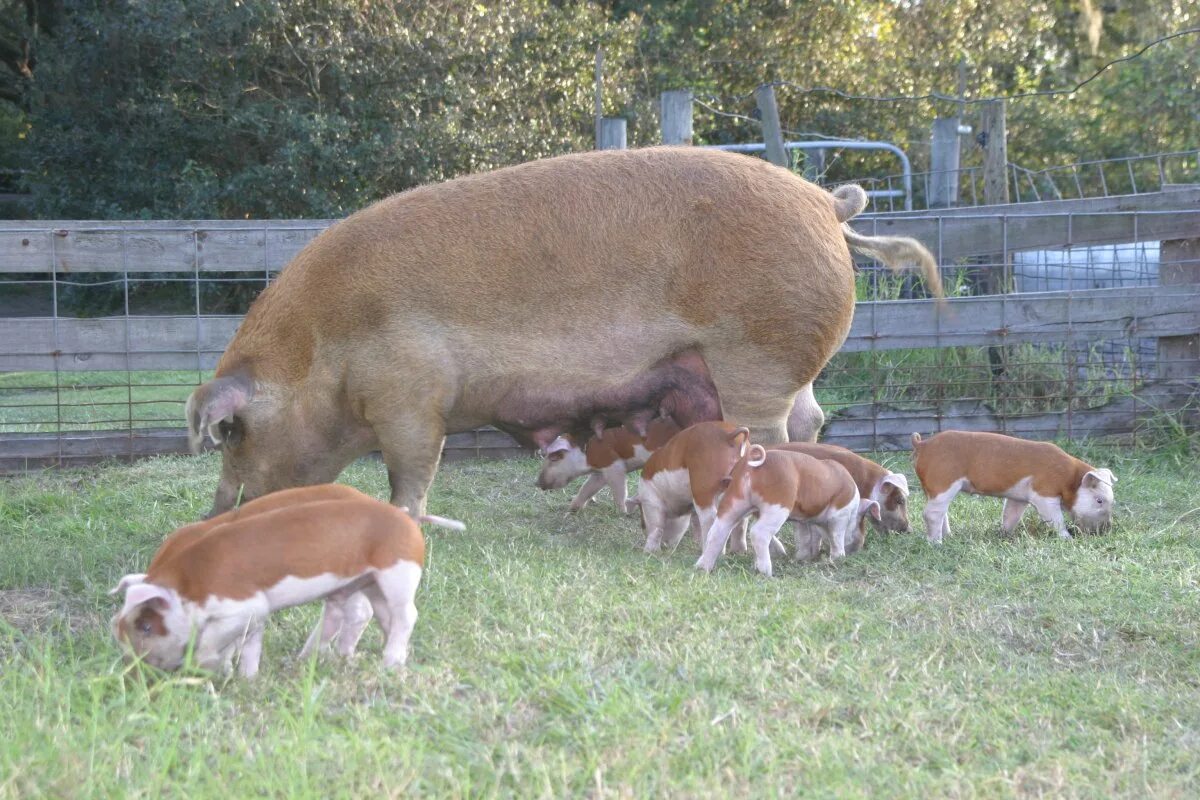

{"left": 187, "top": 147, "right": 939, "bottom": 516}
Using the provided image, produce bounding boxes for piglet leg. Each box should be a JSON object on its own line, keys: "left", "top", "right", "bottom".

{"left": 568, "top": 473, "right": 607, "bottom": 512}
{"left": 370, "top": 562, "right": 423, "bottom": 669}
{"left": 601, "top": 464, "right": 630, "bottom": 514}
{"left": 748, "top": 506, "right": 791, "bottom": 576}
{"left": 238, "top": 625, "right": 265, "bottom": 679}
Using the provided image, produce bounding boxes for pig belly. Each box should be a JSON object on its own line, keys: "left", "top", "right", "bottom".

{"left": 262, "top": 572, "right": 371, "bottom": 612}
{"left": 487, "top": 349, "right": 722, "bottom": 449}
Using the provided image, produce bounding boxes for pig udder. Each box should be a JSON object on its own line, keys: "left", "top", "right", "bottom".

{"left": 499, "top": 349, "right": 722, "bottom": 451}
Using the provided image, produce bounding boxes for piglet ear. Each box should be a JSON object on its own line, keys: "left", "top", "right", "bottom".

{"left": 1083, "top": 469, "right": 1115, "bottom": 489}
{"left": 859, "top": 498, "right": 882, "bottom": 521}
{"left": 882, "top": 473, "right": 909, "bottom": 497}
{"left": 109, "top": 573, "right": 147, "bottom": 596}
{"left": 543, "top": 437, "right": 572, "bottom": 457}
{"left": 719, "top": 476, "right": 732, "bottom": 490}
{"left": 120, "top": 583, "right": 175, "bottom": 619}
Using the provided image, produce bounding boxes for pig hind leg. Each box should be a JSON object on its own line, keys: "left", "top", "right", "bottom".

{"left": 922, "top": 480, "right": 965, "bottom": 544}
{"left": 786, "top": 383, "right": 824, "bottom": 443}
{"left": 367, "top": 561, "right": 423, "bottom": 668}
{"left": 748, "top": 505, "right": 791, "bottom": 576}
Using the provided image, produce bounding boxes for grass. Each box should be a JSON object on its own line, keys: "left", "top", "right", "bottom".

{"left": 1, "top": 448, "right": 1198, "bottom": 797}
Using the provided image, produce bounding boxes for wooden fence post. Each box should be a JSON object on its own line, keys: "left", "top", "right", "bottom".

{"left": 597, "top": 117, "right": 627, "bottom": 150}
{"left": 1158, "top": 185, "right": 1200, "bottom": 381}
{"left": 979, "top": 101, "right": 1008, "bottom": 206}
{"left": 929, "top": 117, "right": 961, "bottom": 208}
{"left": 660, "top": 90, "right": 693, "bottom": 145}
{"left": 594, "top": 47, "right": 604, "bottom": 146}
{"left": 753, "top": 84, "right": 788, "bottom": 168}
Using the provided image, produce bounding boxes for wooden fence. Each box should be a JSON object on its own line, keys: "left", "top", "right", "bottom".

{"left": 1, "top": 188, "right": 1197, "bottom": 471}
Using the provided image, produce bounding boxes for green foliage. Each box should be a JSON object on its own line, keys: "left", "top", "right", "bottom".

{"left": 25, "top": 0, "right": 632, "bottom": 218}
{"left": 13, "top": 0, "right": 1200, "bottom": 219}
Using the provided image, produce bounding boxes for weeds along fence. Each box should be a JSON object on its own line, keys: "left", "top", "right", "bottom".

{"left": 0, "top": 188, "right": 1198, "bottom": 472}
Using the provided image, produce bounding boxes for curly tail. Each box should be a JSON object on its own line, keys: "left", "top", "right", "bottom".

{"left": 747, "top": 444, "right": 768, "bottom": 468}
{"left": 910, "top": 432, "right": 923, "bottom": 449}
{"left": 843, "top": 226, "right": 944, "bottom": 299}
{"left": 831, "top": 184, "right": 869, "bottom": 223}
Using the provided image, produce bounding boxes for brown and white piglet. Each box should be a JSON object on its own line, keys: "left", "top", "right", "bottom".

{"left": 911, "top": 431, "right": 1116, "bottom": 543}
{"left": 634, "top": 421, "right": 752, "bottom": 553}
{"left": 111, "top": 497, "right": 462, "bottom": 677}
{"left": 696, "top": 446, "right": 879, "bottom": 576}
{"left": 536, "top": 417, "right": 681, "bottom": 514}
{"left": 767, "top": 441, "right": 910, "bottom": 533}
{"left": 111, "top": 484, "right": 380, "bottom": 662}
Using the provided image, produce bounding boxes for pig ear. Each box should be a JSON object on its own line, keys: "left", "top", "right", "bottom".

{"left": 544, "top": 437, "right": 572, "bottom": 457}
{"left": 109, "top": 573, "right": 147, "bottom": 596}
{"left": 882, "top": 473, "right": 909, "bottom": 497}
{"left": 185, "top": 375, "right": 252, "bottom": 453}
{"left": 120, "top": 583, "right": 176, "bottom": 619}
{"left": 1084, "top": 469, "right": 1116, "bottom": 489}
{"left": 719, "top": 476, "right": 732, "bottom": 490}
{"left": 859, "top": 498, "right": 882, "bottom": 521}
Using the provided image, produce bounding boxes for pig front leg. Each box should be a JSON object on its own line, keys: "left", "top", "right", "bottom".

{"left": 568, "top": 472, "right": 607, "bottom": 512}
{"left": 1001, "top": 498, "right": 1029, "bottom": 535}
{"left": 1030, "top": 494, "right": 1071, "bottom": 539}
{"left": 238, "top": 624, "right": 265, "bottom": 679}
{"left": 601, "top": 464, "right": 630, "bottom": 514}
{"left": 792, "top": 520, "right": 821, "bottom": 562}
{"left": 378, "top": 414, "right": 447, "bottom": 517}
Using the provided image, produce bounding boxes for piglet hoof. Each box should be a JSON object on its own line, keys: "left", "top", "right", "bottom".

{"left": 693, "top": 557, "right": 715, "bottom": 574}
{"left": 768, "top": 537, "right": 787, "bottom": 557}
{"left": 1058, "top": 530, "right": 1074, "bottom": 540}
{"left": 642, "top": 542, "right": 661, "bottom": 555}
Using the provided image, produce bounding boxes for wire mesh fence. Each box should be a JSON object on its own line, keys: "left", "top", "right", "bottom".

{"left": 0, "top": 195, "right": 1197, "bottom": 471}
{"left": 851, "top": 149, "right": 1200, "bottom": 212}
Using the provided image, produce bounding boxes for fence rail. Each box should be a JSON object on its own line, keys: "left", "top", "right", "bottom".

{"left": 0, "top": 188, "right": 1197, "bottom": 470}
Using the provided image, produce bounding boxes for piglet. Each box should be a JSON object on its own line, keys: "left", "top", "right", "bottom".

{"left": 536, "top": 417, "right": 680, "bottom": 513}
{"left": 111, "top": 496, "right": 461, "bottom": 677}
{"left": 911, "top": 431, "right": 1116, "bottom": 542}
{"left": 111, "top": 484, "right": 377, "bottom": 661}
{"left": 696, "top": 446, "right": 879, "bottom": 576}
{"left": 635, "top": 420, "right": 788, "bottom": 555}
{"left": 767, "top": 442, "right": 911, "bottom": 534}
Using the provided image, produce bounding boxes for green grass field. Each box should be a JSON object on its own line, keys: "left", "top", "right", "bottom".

{"left": 1, "top": 448, "right": 1198, "bottom": 798}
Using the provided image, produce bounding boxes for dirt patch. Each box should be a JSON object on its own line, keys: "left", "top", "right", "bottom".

{"left": 0, "top": 587, "right": 93, "bottom": 638}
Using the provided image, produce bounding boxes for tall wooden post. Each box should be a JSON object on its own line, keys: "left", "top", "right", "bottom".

{"left": 597, "top": 117, "right": 627, "bottom": 150}
{"left": 754, "top": 84, "right": 788, "bottom": 168}
{"left": 593, "top": 47, "right": 604, "bottom": 147}
{"left": 1159, "top": 186, "right": 1200, "bottom": 380}
{"left": 660, "top": 90, "right": 693, "bottom": 145}
{"left": 929, "top": 117, "right": 961, "bottom": 208}
{"left": 980, "top": 100, "right": 1009, "bottom": 205}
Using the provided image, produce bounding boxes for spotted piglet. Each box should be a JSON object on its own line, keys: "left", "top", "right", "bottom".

{"left": 911, "top": 431, "right": 1116, "bottom": 542}
{"left": 634, "top": 421, "right": 752, "bottom": 553}
{"left": 696, "top": 446, "right": 880, "bottom": 576}
{"left": 111, "top": 496, "right": 462, "bottom": 677}
{"left": 536, "top": 417, "right": 681, "bottom": 514}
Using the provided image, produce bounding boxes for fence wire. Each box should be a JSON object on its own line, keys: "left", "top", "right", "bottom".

{"left": 0, "top": 206, "right": 1197, "bottom": 470}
